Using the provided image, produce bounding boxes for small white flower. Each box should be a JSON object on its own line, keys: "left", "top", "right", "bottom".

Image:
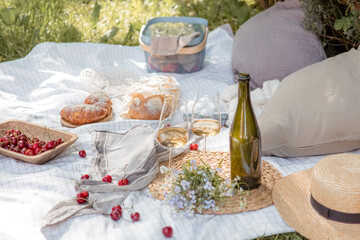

{"left": 190, "top": 159, "right": 196, "bottom": 166}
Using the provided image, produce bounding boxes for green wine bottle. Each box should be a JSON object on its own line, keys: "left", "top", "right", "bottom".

{"left": 229, "top": 73, "right": 261, "bottom": 190}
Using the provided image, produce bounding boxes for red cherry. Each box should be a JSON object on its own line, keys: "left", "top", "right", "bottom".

{"left": 79, "top": 150, "right": 86, "bottom": 158}
{"left": 31, "top": 142, "right": 40, "bottom": 150}
{"left": 110, "top": 210, "right": 121, "bottom": 221}
{"left": 56, "top": 138, "right": 64, "bottom": 145}
{"left": 14, "top": 130, "right": 21, "bottom": 136}
{"left": 25, "top": 149, "right": 35, "bottom": 156}
{"left": 162, "top": 226, "right": 173, "bottom": 238}
{"left": 190, "top": 143, "right": 198, "bottom": 151}
{"left": 76, "top": 193, "right": 87, "bottom": 204}
{"left": 34, "top": 147, "right": 45, "bottom": 155}
{"left": 80, "top": 191, "right": 89, "bottom": 199}
{"left": 18, "top": 134, "right": 27, "bottom": 141}
{"left": 45, "top": 140, "right": 56, "bottom": 150}
{"left": 81, "top": 174, "right": 90, "bottom": 180}
{"left": 102, "top": 175, "right": 112, "bottom": 183}
{"left": 112, "top": 205, "right": 122, "bottom": 212}
{"left": 118, "top": 178, "right": 129, "bottom": 186}
{"left": 10, "top": 137, "right": 17, "bottom": 146}
{"left": 17, "top": 140, "right": 27, "bottom": 149}
{"left": 130, "top": 212, "right": 140, "bottom": 222}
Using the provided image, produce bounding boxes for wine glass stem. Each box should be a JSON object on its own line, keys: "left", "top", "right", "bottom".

{"left": 169, "top": 147, "right": 172, "bottom": 168}
{"left": 203, "top": 137, "right": 207, "bottom": 161}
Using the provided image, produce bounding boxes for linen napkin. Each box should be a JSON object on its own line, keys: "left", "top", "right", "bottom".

{"left": 42, "top": 124, "right": 199, "bottom": 227}
{"left": 150, "top": 32, "right": 201, "bottom": 56}
{"left": 221, "top": 79, "right": 280, "bottom": 125}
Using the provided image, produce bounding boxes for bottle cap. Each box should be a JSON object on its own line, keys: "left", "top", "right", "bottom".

{"left": 238, "top": 73, "right": 250, "bottom": 82}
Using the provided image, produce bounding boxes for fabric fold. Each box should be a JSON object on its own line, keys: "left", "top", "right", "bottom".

{"left": 150, "top": 32, "right": 201, "bottom": 56}
{"left": 42, "top": 124, "right": 200, "bottom": 227}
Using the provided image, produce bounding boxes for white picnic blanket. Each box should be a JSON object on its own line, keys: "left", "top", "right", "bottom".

{"left": 1, "top": 26, "right": 359, "bottom": 240}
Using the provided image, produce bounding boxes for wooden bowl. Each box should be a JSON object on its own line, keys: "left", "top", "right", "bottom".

{"left": 0, "top": 119, "right": 78, "bottom": 164}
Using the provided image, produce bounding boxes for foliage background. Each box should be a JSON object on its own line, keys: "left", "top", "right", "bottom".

{"left": 0, "top": 0, "right": 258, "bottom": 62}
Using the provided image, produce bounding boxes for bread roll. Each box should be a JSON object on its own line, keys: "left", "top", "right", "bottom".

{"left": 128, "top": 93, "right": 173, "bottom": 120}
{"left": 60, "top": 104, "right": 108, "bottom": 125}
{"left": 84, "top": 91, "right": 112, "bottom": 113}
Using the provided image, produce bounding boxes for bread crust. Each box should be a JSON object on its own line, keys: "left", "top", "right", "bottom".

{"left": 128, "top": 93, "right": 173, "bottom": 120}
{"left": 60, "top": 104, "right": 108, "bottom": 125}
{"left": 84, "top": 91, "right": 112, "bottom": 113}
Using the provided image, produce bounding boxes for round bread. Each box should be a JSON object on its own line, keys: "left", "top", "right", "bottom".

{"left": 84, "top": 91, "right": 112, "bottom": 113}
{"left": 128, "top": 93, "right": 173, "bottom": 120}
{"left": 60, "top": 104, "right": 108, "bottom": 125}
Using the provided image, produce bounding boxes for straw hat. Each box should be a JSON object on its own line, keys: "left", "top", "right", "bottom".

{"left": 272, "top": 153, "right": 360, "bottom": 240}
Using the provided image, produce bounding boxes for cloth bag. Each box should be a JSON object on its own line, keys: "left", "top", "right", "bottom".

{"left": 42, "top": 124, "right": 198, "bottom": 227}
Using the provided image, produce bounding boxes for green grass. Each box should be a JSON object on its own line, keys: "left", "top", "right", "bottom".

{"left": 0, "top": 1, "right": 307, "bottom": 239}
{"left": 0, "top": 0, "right": 258, "bottom": 62}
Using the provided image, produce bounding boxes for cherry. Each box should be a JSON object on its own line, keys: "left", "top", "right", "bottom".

{"left": 110, "top": 210, "right": 121, "bottom": 221}
{"left": 112, "top": 205, "right": 122, "bottom": 212}
{"left": 45, "top": 140, "right": 56, "bottom": 151}
{"left": 18, "top": 134, "right": 27, "bottom": 141}
{"left": 190, "top": 143, "right": 198, "bottom": 151}
{"left": 34, "top": 147, "right": 44, "bottom": 155}
{"left": 79, "top": 150, "right": 86, "bottom": 158}
{"left": 31, "top": 142, "right": 40, "bottom": 150}
{"left": 118, "top": 164, "right": 129, "bottom": 186}
{"left": 20, "top": 148, "right": 27, "bottom": 154}
{"left": 130, "top": 212, "right": 140, "bottom": 222}
{"left": 81, "top": 174, "right": 90, "bottom": 180}
{"left": 76, "top": 193, "right": 87, "bottom": 204}
{"left": 118, "top": 178, "right": 129, "bottom": 186}
{"left": 80, "top": 191, "right": 89, "bottom": 199}
{"left": 25, "top": 149, "right": 35, "bottom": 156}
{"left": 56, "top": 138, "right": 64, "bottom": 145}
{"left": 17, "top": 140, "right": 27, "bottom": 149}
{"left": 162, "top": 226, "right": 173, "bottom": 238}
{"left": 14, "top": 130, "right": 21, "bottom": 136}
{"left": 10, "top": 137, "right": 17, "bottom": 146}
{"left": 102, "top": 175, "right": 112, "bottom": 183}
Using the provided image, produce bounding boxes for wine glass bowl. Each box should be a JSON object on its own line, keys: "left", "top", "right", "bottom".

{"left": 157, "top": 97, "right": 189, "bottom": 168}
{"left": 191, "top": 92, "right": 221, "bottom": 159}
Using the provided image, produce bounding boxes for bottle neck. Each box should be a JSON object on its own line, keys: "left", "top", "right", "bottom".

{"left": 238, "top": 80, "right": 251, "bottom": 103}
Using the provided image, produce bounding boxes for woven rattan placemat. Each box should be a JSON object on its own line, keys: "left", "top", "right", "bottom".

{"left": 148, "top": 151, "right": 282, "bottom": 215}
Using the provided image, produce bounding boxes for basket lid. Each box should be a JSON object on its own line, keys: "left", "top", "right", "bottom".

{"left": 140, "top": 17, "right": 208, "bottom": 47}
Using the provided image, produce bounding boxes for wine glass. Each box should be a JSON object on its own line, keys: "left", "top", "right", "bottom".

{"left": 157, "top": 97, "right": 189, "bottom": 168}
{"left": 191, "top": 92, "right": 221, "bottom": 160}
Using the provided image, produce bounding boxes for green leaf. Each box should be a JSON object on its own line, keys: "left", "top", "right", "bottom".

{"left": 100, "top": 26, "right": 119, "bottom": 43}
{"left": 0, "top": 7, "right": 17, "bottom": 26}
{"left": 91, "top": 2, "right": 101, "bottom": 26}
{"left": 334, "top": 17, "right": 352, "bottom": 32}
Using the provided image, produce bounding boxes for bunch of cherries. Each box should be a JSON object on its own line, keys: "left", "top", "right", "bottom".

{"left": 0, "top": 129, "right": 64, "bottom": 156}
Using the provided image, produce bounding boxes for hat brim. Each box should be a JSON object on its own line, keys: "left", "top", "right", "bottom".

{"left": 272, "top": 169, "right": 360, "bottom": 240}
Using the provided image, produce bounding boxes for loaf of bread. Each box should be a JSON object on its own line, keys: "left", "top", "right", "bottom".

{"left": 60, "top": 104, "right": 108, "bottom": 125}
{"left": 84, "top": 91, "right": 112, "bottom": 113}
{"left": 128, "top": 93, "right": 173, "bottom": 120}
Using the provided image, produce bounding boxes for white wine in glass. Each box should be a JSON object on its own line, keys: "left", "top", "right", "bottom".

{"left": 158, "top": 127, "right": 188, "bottom": 148}
{"left": 191, "top": 92, "right": 221, "bottom": 160}
{"left": 157, "top": 98, "right": 189, "bottom": 168}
